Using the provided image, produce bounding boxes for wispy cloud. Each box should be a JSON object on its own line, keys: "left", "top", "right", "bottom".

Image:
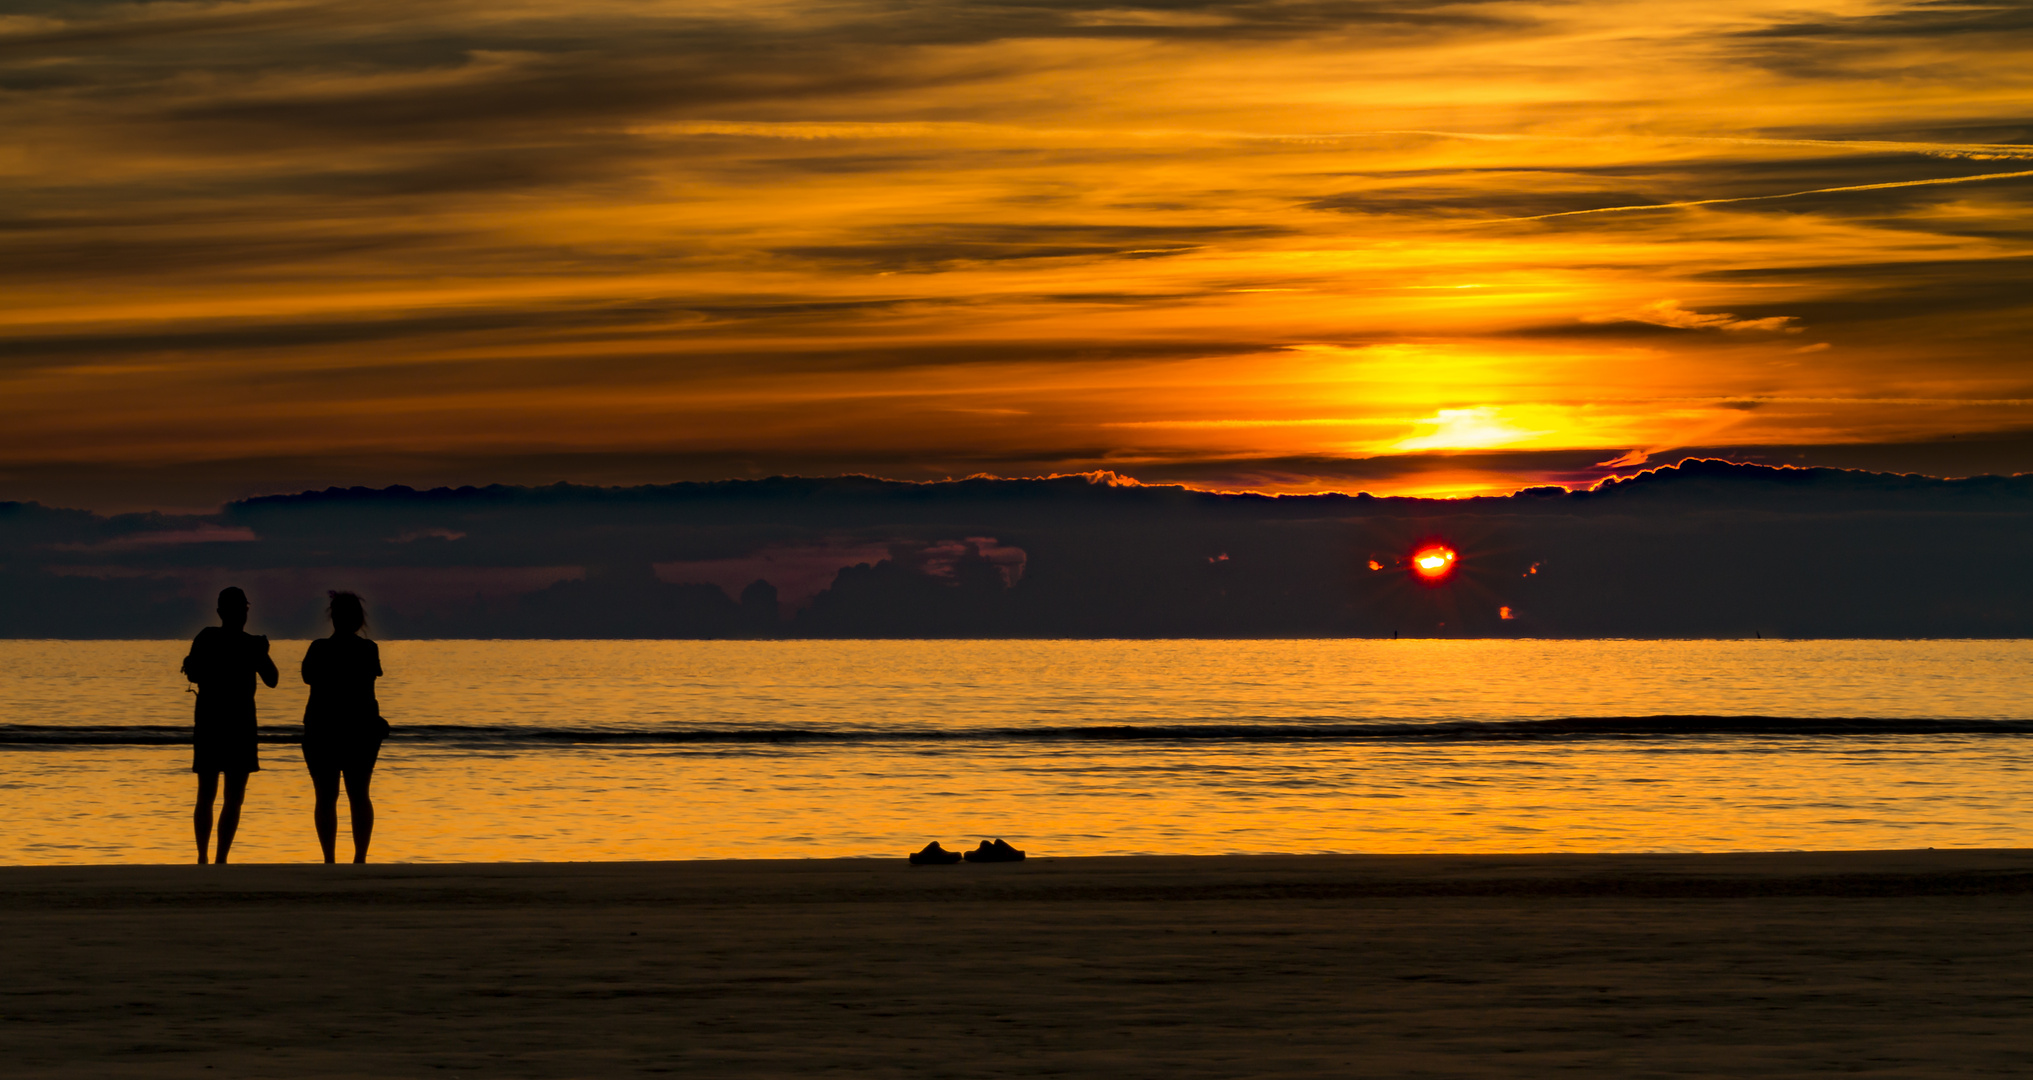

{"left": 1584, "top": 300, "right": 1799, "bottom": 333}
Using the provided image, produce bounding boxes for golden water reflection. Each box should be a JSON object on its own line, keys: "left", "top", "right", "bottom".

{"left": 3, "top": 639, "right": 2030, "bottom": 863}
{"left": 6, "top": 737, "right": 2029, "bottom": 864}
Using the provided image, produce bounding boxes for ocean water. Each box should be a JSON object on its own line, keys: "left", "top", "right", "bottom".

{"left": 3, "top": 639, "right": 2031, "bottom": 864}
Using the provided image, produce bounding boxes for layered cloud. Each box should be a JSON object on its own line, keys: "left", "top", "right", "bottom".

{"left": 2, "top": 0, "right": 2031, "bottom": 510}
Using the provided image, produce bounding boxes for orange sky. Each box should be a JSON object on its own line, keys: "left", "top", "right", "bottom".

{"left": 4, "top": 0, "right": 2031, "bottom": 509}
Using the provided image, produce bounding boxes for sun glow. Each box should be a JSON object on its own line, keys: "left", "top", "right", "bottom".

{"left": 1393, "top": 407, "right": 1553, "bottom": 453}
{"left": 1412, "top": 545, "right": 1457, "bottom": 581}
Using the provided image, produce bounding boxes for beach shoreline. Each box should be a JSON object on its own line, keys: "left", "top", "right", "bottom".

{"left": 7, "top": 850, "right": 2032, "bottom": 1077}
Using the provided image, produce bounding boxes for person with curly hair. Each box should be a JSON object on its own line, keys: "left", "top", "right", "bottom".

{"left": 300, "top": 590, "right": 388, "bottom": 863}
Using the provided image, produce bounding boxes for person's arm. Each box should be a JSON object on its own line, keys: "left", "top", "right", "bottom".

{"left": 256, "top": 635, "right": 279, "bottom": 689}
{"left": 300, "top": 640, "right": 320, "bottom": 687}
{"left": 181, "top": 633, "right": 204, "bottom": 683}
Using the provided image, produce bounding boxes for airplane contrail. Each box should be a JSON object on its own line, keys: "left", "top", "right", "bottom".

{"left": 1301, "top": 130, "right": 2033, "bottom": 160}
{"left": 1485, "top": 169, "right": 2033, "bottom": 222}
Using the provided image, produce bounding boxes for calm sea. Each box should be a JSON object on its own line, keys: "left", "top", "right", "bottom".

{"left": 4, "top": 639, "right": 2031, "bottom": 864}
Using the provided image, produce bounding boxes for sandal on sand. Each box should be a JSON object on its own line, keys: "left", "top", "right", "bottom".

{"left": 909, "top": 841, "right": 963, "bottom": 865}
{"left": 963, "top": 838, "right": 1026, "bottom": 863}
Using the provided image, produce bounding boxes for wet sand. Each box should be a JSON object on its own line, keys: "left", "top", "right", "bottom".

{"left": 5, "top": 850, "right": 2032, "bottom": 1077}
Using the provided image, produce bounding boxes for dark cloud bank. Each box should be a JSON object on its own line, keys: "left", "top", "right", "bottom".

{"left": 6, "top": 459, "right": 2029, "bottom": 639}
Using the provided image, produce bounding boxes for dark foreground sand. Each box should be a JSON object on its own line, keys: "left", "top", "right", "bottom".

{"left": 5, "top": 850, "right": 2033, "bottom": 1078}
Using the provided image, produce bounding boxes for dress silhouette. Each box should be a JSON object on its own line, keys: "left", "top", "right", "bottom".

{"left": 181, "top": 586, "right": 279, "bottom": 864}
{"left": 301, "top": 591, "right": 387, "bottom": 864}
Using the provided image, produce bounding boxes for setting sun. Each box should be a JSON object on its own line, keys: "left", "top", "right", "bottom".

{"left": 1413, "top": 545, "right": 1458, "bottom": 581}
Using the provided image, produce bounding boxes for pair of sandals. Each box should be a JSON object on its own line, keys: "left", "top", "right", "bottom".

{"left": 910, "top": 838, "right": 1025, "bottom": 865}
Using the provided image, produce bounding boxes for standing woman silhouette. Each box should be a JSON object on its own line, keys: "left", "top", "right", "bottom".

{"left": 181, "top": 586, "right": 279, "bottom": 864}
{"left": 300, "top": 591, "right": 388, "bottom": 863}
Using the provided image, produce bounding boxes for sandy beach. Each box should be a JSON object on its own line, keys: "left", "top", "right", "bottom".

{"left": 5, "top": 849, "right": 2032, "bottom": 1077}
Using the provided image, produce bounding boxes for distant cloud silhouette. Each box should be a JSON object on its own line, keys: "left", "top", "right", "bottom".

{"left": 6, "top": 460, "right": 2033, "bottom": 638}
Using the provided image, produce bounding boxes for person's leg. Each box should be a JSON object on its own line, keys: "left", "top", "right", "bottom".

{"left": 310, "top": 767, "right": 341, "bottom": 864}
{"left": 215, "top": 771, "right": 250, "bottom": 864}
{"left": 194, "top": 771, "right": 220, "bottom": 864}
{"left": 340, "top": 765, "right": 374, "bottom": 864}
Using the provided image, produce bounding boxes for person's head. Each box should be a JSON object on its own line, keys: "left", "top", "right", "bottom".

{"left": 217, "top": 587, "right": 249, "bottom": 631}
{"left": 327, "top": 590, "right": 366, "bottom": 636}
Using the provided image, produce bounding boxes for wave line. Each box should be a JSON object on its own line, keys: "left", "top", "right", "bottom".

{"left": 6, "top": 716, "right": 2033, "bottom": 747}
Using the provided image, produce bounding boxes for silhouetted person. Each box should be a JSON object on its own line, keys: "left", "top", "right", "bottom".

{"left": 181, "top": 586, "right": 279, "bottom": 864}
{"left": 301, "top": 591, "right": 387, "bottom": 863}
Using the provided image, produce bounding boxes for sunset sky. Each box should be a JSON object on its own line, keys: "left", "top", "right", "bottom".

{"left": 5, "top": 0, "right": 2031, "bottom": 511}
